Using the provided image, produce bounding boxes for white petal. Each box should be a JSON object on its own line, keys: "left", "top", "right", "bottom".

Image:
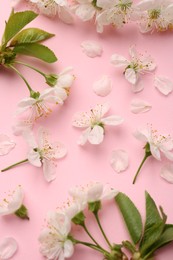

{"left": 57, "top": 74, "right": 74, "bottom": 89}
{"left": 27, "top": 150, "right": 42, "bottom": 167}
{"left": 102, "top": 186, "right": 119, "bottom": 200}
{"left": 78, "top": 127, "right": 91, "bottom": 145}
{"left": 42, "top": 159, "right": 57, "bottom": 182}
{"left": 88, "top": 125, "right": 104, "bottom": 145}
{"left": 131, "top": 79, "right": 144, "bottom": 93}
{"left": 133, "top": 128, "right": 149, "bottom": 142}
{"left": 72, "top": 112, "right": 91, "bottom": 128}
{"left": 92, "top": 75, "right": 112, "bottom": 97}
{"left": 0, "top": 134, "right": 15, "bottom": 156}
{"left": 52, "top": 142, "right": 67, "bottom": 159}
{"left": 12, "top": 120, "right": 33, "bottom": 136}
{"left": 81, "top": 40, "right": 103, "bottom": 58}
{"left": 110, "top": 54, "right": 129, "bottom": 67}
{"left": 75, "top": 4, "right": 95, "bottom": 21}
{"left": 150, "top": 144, "right": 161, "bottom": 160}
{"left": 125, "top": 68, "right": 137, "bottom": 84}
{"left": 160, "top": 163, "right": 173, "bottom": 183}
{"left": 154, "top": 76, "right": 173, "bottom": 95}
{"left": 87, "top": 183, "right": 103, "bottom": 202}
{"left": 63, "top": 240, "right": 74, "bottom": 258}
{"left": 110, "top": 149, "right": 129, "bottom": 173}
{"left": 92, "top": 102, "right": 110, "bottom": 117}
{"left": 130, "top": 99, "right": 152, "bottom": 114}
{"left": 101, "top": 115, "right": 124, "bottom": 126}
{"left": 0, "top": 237, "right": 18, "bottom": 259}
{"left": 58, "top": 6, "right": 74, "bottom": 24}
{"left": 7, "top": 186, "right": 24, "bottom": 213}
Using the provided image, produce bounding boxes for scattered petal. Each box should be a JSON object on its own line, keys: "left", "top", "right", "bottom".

{"left": 0, "top": 237, "right": 18, "bottom": 259}
{"left": 110, "top": 149, "right": 129, "bottom": 173}
{"left": 0, "top": 134, "right": 15, "bottom": 156}
{"left": 130, "top": 99, "right": 152, "bottom": 114}
{"left": 81, "top": 40, "right": 103, "bottom": 58}
{"left": 161, "top": 163, "right": 173, "bottom": 183}
{"left": 154, "top": 76, "right": 173, "bottom": 95}
{"left": 92, "top": 75, "right": 112, "bottom": 97}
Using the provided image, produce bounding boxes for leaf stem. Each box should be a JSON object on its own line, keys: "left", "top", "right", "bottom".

{"left": 8, "top": 64, "right": 33, "bottom": 94}
{"left": 15, "top": 60, "right": 45, "bottom": 77}
{"left": 94, "top": 212, "right": 112, "bottom": 248}
{"left": 1, "top": 159, "right": 28, "bottom": 172}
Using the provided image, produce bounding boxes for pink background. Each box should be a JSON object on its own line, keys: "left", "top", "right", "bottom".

{"left": 0, "top": 1, "right": 173, "bottom": 259}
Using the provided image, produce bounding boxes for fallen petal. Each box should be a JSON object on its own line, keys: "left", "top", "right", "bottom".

{"left": 92, "top": 75, "right": 112, "bottom": 97}
{"left": 0, "top": 134, "right": 15, "bottom": 156}
{"left": 81, "top": 40, "right": 103, "bottom": 58}
{"left": 110, "top": 150, "right": 129, "bottom": 173}
{"left": 160, "top": 163, "right": 173, "bottom": 183}
{"left": 154, "top": 76, "right": 173, "bottom": 95}
{"left": 130, "top": 99, "right": 152, "bottom": 114}
{"left": 0, "top": 237, "right": 18, "bottom": 259}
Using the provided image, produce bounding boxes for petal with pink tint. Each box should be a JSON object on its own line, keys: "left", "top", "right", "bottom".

{"left": 110, "top": 54, "right": 129, "bottom": 67}
{"left": 81, "top": 40, "right": 103, "bottom": 58}
{"left": 110, "top": 149, "right": 129, "bottom": 173}
{"left": 154, "top": 76, "right": 173, "bottom": 95}
{"left": 130, "top": 99, "right": 152, "bottom": 114}
{"left": 92, "top": 75, "right": 112, "bottom": 97}
{"left": 0, "top": 134, "right": 15, "bottom": 156}
{"left": 0, "top": 237, "right": 18, "bottom": 259}
{"left": 160, "top": 163, "right": 173, "bottom": 183}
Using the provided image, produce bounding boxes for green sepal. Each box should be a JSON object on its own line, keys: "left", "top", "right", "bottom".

{"left": 122, "top": 240, "right": 136, "bottom": 254}
{"left": 10, "top": 28, "right": 54, "bottom": 46}
{"left": 0, "top": 48, "right": 16, "bottom": 65}
{"left": 1, "top": 10, "right": 37, "bottom": 49}
{"left": 88, "top": 201, "right": 101, "bottom": 214}
{"left": 72, "top": 211, "right": 85, "bottom": 226}
{"left": 13, "top": 43, "right": 57, "bottom": 63}
{"left": 45, "top": 73, "right": 58, "bottom": 86}
{"left": 115, "top": 192, "right": 142, "bottom": 244}
{"left": 15, "top": 204, "right": 29, "bottom": 220}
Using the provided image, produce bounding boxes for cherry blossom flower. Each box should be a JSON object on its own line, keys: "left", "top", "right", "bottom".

{"left": 133, "top": 126, "right": 173, "bottom": 183}
{"left": 72, "top": 103, "right": 124, "bottom": 145}
{"left": 0, "top": 134, "right": 15, "bottom": 156}
{"left": 39, "top": 212, "right": 74, "bottom": 260}
{"left": 111, "top": 46, "right": 156, "bottom": 92}
{"left": 96, "top": 0, "right": 133, "bottom": 33}
{"left": 0, "top": 237, "right": 18, "bottom": 259}
{"left": 133, "top": 0, "right": 173, "bottom": 33}
{"left": 0, "top": 186, "right": 29, "bottom": 219}
{"left": 30, "top": 0, "right": 74, "bottom": 23}
{"left": 24, "top": 127, "right": 67, "bottom": 182}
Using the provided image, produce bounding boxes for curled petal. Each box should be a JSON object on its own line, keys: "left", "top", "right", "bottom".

{"left": 161, "top": 163, "right": 173, "bottom": 183}
{"left": 101, "top": 115, "right": 124, "bottom": 126}
{"left": 130, "top": 99, "right": 152, "bottom": 114}
{"left": 125, "top": 68, "right": 137, "bottom": 84}
{"left": 110, "top": 149, "right": 129, "bottom": 173}
{"left": 88, "top": 125, "right": 104, "bottom": 145}
{"left": 110, "top": 54, "right": 129, "bottom": 67}
{"left": 0, "top": 134, "right": 15, "bottom": 156}
{"left": 0, "top": 237, "right": 18, "bottom": 259}
{"left": 154, "top": 76, "right": 173, "bottom": 95}
{"left": 27, "top": 150, "right": 42, "bottom": 167}
{"left": 92, "top": 75, "right": 112, "bottom": 97}
{"left": 81, "top": 40, "right": 103, "bottom": 58}
{"left": 150, "top": 144, "right": 161, "bottom": 160}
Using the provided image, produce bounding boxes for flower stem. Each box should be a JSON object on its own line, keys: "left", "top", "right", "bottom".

{"left": 1, "top": 159, "right": 28, "bottom": 172}
{"left": 8, "top": 64, "right": 33, "bottom": 94}
{"left": 94, "top": 212, "right": 112, "bottom": 248}
{"left": 15, "top": 60, "right": 46, "bottom": 77}
{"left": 133, "top": 153, "right": 150, "bottom": 184}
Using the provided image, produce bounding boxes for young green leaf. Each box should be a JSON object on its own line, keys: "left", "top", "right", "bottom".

{"left": 1, "top": 11, "right": 38, "bottom": 49}
{"left": 115, "top": 192, "right": 142, "bottom": 244}
{"left": 10, "top": 28, "right": 54, "bottom": 46}
{"left": 13, "top": 43, "right": 57, "bottom": 63}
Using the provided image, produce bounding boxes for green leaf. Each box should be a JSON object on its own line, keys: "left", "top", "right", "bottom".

{"left": 2, "top": 10, "right": 38, "bottom": 48}
{"left": 13, "top": 43, "right": 57, "bottom": 63}
{"left": 115, "top": 192, "right": 142, "bottom": 244}
{"left": 10, "top": 28, "right": 54, "bottom": 46}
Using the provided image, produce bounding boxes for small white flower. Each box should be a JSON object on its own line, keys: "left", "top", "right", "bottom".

{"left": 30, "top": 0, "right": 74, "bottom": 23}
{"left": 16, "top": 87, "right": 65, "bottom": 122}
{"left": 110, "top": 149, "right": 129, "bottom": 173}
{"left": 130, "top": 99, "right": 152, "bottom": 114}
{"left": 0, "top": 134, "right": 15, "bottom": 156}
{"left": 133, "top": 0, "right": 173, "bottom": 33}
{"left": 111, "top": 46, "right": 156, "bottom": 92}
{"left": 39, "top": 211, "right": 74, "bottom": 260}
{"left": 81, "top": 40, "right": 103, "bottom": 58}
{"left": 0, "top": 237, "right": 18, "bottom": 260}
{"left": 134, "top": 126, "right": 173, "bottom": 161}
{"left": 154, "top": 76, "right": 173, "bottom": 95}
{"left": 0, "top": 186, "right": 24, "bottom": 216}
{"left": 24, "top": 127, "right": 67, "bottom": 182}
{"left": 72, "top": 103, "right": 124, "bottom": 145}
{"left": 160, "top": 163, "right": 173, "bottom": 183}
{"left": 92, "top": 75, "right": 112, "bottom": 96}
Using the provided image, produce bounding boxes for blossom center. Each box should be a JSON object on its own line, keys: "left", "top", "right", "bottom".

{"left": 149, "top": 9, "right": 161, "bottom": 20}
